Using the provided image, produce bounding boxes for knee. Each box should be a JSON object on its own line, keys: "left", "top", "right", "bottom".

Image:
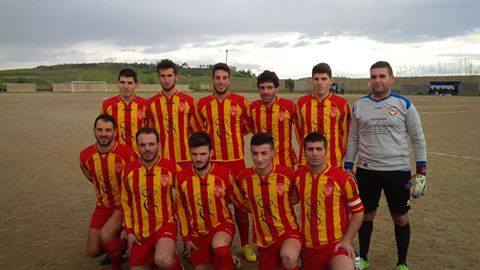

{"left": 154, "top": 253, "right": 173, "bottom": 269}
{"left": 392, "top": 213, "right": 409, "bottom": 226}
{"left": 280, "top": 249, "right": 299, "bottom": 268}
{"left": 86, "top": 245, "right": 102, "bottom": 257}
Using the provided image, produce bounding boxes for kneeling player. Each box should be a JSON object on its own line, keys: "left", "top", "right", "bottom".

{"left": 237, "top": 133, "right": 301, "bottom": 270}
{"left": 79, "top": 114, "right": 138, "bottom": 270}
{"left": 121, "top": 127, "right": 182, "bottom": 270}
{"left": 295, "top": 132, "right": 364, "bottom": 270}
{"left": 176, "top": 131, "right": 248, "bottom": 270}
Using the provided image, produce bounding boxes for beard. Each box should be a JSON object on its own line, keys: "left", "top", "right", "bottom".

{"left": 161, "top": 83, "right": 176, "bottom": 92}
{"left": 95, "top": 136, "right": 113, "bottom": 147}
{"left": 213, "top": 85, "right": 228, "bottom": 95}
{"left": 193, "top": 161, "right": 210, "bottom": 171}
{"left": 141, "top": 151, "right": 158, "bottom": 163}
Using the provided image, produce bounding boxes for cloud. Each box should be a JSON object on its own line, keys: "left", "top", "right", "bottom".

{"left": 264, "top": 41, "right": 289, "bottom": 48}
{"left": 293, "top": 40, "right": 311, "bottom": 47}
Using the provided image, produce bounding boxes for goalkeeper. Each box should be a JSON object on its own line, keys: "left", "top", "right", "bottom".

{"left": 344, "top": 61, "right": 427, "bottom": 270}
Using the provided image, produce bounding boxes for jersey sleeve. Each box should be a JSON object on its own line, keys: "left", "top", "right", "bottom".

{"left": 406, "top": 104, "right": 427, "bottom": 167}
{"left": 175, "top": 177, "right": 192, "bottom": 243}
{"left": 295, "top": 102, "right": 304, "bottom": 144}
{"left": 188, "top": 100, "right": 205, "bottom": 133}
{"left": 241, "top": 98, "right": 251, "bottom": 135}
{"left": 79, "top": 153, "right": 93, "bottom": 183}
{"left": 341, "top": 101, "right": 351, "bottom": 151}
{"left": 344, "top": 105, "right": 359, "bottom": 169}
{"left": 121, "top": 169, "right": 134, "bottom": 234}
{"left": 341, "top": 174, "right": 364, "bottom": 214}
{"left": 226, "top": 172, "right": 249, "bottom": 212}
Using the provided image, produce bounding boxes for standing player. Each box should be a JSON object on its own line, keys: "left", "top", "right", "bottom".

{"left": 121, "top": 127, "right": 182, "bottom": 270}
{"left": 295, "top": 132, "right": 364, "bottom": 270}
{"left": 79, "top": 114, "right": 138, "bottom": 270}
{"left": 236, "top": 133, "right": 301, "bottom": 270}
{"left": 296, "top": 63, "right": 350, "bottom": 167}
{"left": 176, "top": 132, "right": 248, "bottom": 270}
{"left": 344, "top": 61, "right": 427, "bottom": 270}
{"left": 145, "top": 59, "right": 203, "bottom": 169}
{"left": 102, "top": 68, "right": 147, "bottom": 152}
{"left": 249, "top": 70, "right": 297, "bottom": 167}
{"left": 197, "top": 63, "right": 256, "bottom": 262}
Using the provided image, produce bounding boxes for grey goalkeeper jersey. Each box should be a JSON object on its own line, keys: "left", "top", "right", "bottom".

{"left": 344, "top": 93, "right": 427, "bottom": 171}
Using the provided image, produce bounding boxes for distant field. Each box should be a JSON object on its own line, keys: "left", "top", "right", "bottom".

{"left": 0, "top": 92, "right": 479, "bottom": 269}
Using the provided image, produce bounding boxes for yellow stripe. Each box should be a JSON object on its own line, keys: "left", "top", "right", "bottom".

{"left": 303, "top": 174, "right": 313, "bottom": 248}
{"left": 117, "top": 102, "right": 126, "bottom": 145}
{"left": 271, "top": 106, "right": 281, "bottom": 165}
{"left": 131, "top": 103, "right": 139, "bottom": 150}
{"left": 131, "top": 168, "right": 141, "bottom": 237}
{"left": 207, "top": 175, "right": 219, "bottom": 228}
{"left": 318, "top": 175, "right": 328, "bottom": 243}
{"left": 333, "top": 182, "right": 342, "bottom": 239}
{"left": 225, "top": 101, "right": 235, "bottom": 159}
{"left": 107, "top": 154, "right": 119, "bottom": 204}
{"left": 324, "top": 100, "right": 332, "bottom": 164}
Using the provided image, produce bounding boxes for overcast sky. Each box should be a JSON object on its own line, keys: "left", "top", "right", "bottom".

{"left": 1, "top": 0, "right": 479, "bottom": 78}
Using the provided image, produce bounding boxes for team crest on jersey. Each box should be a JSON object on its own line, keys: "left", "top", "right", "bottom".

{"left": 330, "top": 107, "right": 340, "bottom": 118}
{"left": 323, "top": 184, "right": 334, "bottom": 196}
{"left": 276, "top": 182, "right": 285, "bottom": 196}
{"left": 388, "top": 106, "right": 398, "bottom": 116}
{"left": 230, "top": 104, "right": 237, "bottom": 116}
{"left": 279, "top": 111, "right": 286, "bottom": 122}
{"left": 179, "top": 101, "right": 186, "bottom": 112}
{"left": 137, "top": 109, "right": 145, "bottom": 119}
{"left": 214, "top": 185, "right": 225, "bottom": 198}
{"left": 161, "top": 174, "right": 169, "bottom": 187}
{"left": 115, "top": 162, "right": 124, "bottom": 173}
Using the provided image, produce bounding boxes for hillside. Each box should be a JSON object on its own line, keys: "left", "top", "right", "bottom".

{"left": 0, "top": 62, "right": 257, "bottom": 91}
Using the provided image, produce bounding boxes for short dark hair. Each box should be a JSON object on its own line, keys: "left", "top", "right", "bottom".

{"left": 250, "top": 132, "right": 274, "bottom": 149}
{"left": 212, "top": 62, "right": 230, "bottom": 77}
{"left": 94, "top": 113, "right": 116, "bottom": 129}
{"left": 157, "top": 59, "right": 177, "bottom": 75}
{"left": 136, "top": 127, "right": 159, "bottom": 143}
{"left": 117, "top": 68, "right": 138, "bottom": 83}
{"left": 312, "top": 62, "right": 332, "bottom": 78}
{"left": 188, "top": 131, "right": 212, "bottom": 150}
{"left": 303, "top": 132, "right": 328, "bottom": 150}
{"left": 370, "top": 61, "right": 393, "bottom": 76}
{"left": 257, "top": 70, "right": 279, "bottom": 88}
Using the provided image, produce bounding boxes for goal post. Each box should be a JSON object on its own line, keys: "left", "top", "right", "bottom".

{"left": 70, "top": 81, "right": 107, "bottom": 93}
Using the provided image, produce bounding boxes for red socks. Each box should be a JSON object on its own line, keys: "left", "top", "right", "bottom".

{"left": 104, "top": 238, "right": 125, "bottom": 270}
{"left": 234, "top": 206, "right": 249, "bottom": 246}
{"left": 213, "top": 246, "right": 233, "bottom": 270}
{"left": 172, "top": 255, "right": 183, "bottom": 270}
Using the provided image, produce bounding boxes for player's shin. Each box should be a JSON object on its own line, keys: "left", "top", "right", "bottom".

{"left": 213, "top": 245, "right": 234, "bottom": 270}
{"left": 104, "top": 238, "right": 126, "bottom": 270}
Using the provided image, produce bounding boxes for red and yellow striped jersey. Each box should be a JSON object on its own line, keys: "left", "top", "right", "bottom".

{"left": 249, "top": 97, "right": 298, "bottom": 167}
{"left": 296, "top": 93, "right": 350, "bottom": 166}
{"left": 79, "top": 143, "right": 138, "bottom": 207}
{"left": 176, "top": 164, "right": 247, "bottom": 241}
{"left": 237, "top": 166, "right": 298, "bottom": 247}
{"left": 145, "top": 90, "right": 204, "bottom": 162}
{"left": 121, "top": 158, "right": 178, "bottom": 239}
{"left": 198, "top": 93, "right": 250, "bottom": 161}
{"left": 101, "top": 95, "right": 147, "bottom": 151}
{"left": 294, "top": 165, "right": 363, "bottom": 248}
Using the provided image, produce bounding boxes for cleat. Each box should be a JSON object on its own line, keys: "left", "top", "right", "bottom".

{"left": 395, "top": 264, "right": 409, "bottom": 270}
{"left": 98, "top": 254, "right": 111, "bottom": 268}
{"left": 355, "top": 257, "right": 369, "bottom": 270}
{"left": 233, "top": 255, "right": 242, "bottom": 269}
{"left": 241, "top": 244, "right": 257, "bottom": 262}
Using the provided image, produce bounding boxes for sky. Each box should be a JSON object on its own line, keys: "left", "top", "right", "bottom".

{"left": 1, "top": 0, "right": 479, "bottom": 78}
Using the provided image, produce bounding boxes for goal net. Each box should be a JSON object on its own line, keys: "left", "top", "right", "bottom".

{"left": 71, "top": 81, "right": 107, "bottom": 93}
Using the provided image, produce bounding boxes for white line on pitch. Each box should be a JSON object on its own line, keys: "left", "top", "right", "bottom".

{"left": 420, "top": 110, "right": 480, "bottom": 114}
{"left": 429, "top": 151, "right": 480, "bottom": 161}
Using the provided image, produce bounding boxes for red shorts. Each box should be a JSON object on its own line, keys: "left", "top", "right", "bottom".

{"left": 129, "top": 223, "right": 177, "bottom": 267}
{"left": 301, "top": 242, "right": 349, "bottom": 270}
{"left": 89, "top": 205, "right": 121, "bottom": 229}
{"left": 212, "top": 159, "right": 246, "bottom": 177}
{"left": 258, "top": 231, "right": 301, "bottom": 269}
{"left": 190, "top": 222, "right": 236, "bottom": 266}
